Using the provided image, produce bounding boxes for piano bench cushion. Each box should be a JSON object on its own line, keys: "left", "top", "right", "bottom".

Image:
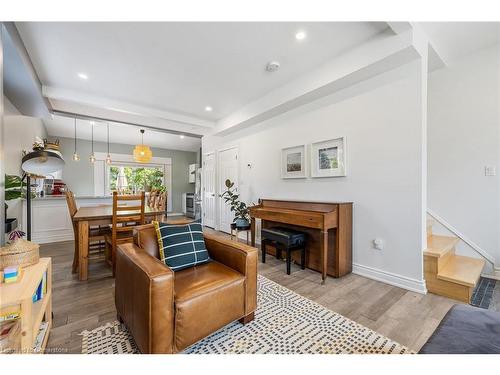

{"left": 261, "top": 227, "right": 306, "bottom": 248}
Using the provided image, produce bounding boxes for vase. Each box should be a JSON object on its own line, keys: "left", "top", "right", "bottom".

{"left": 234, "top": 218, "right": 249, "bottom": 228}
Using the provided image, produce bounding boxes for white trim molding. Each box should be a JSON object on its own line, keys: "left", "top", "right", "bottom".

{"left": 94, "top": 152, "right": 172, "bottom": 165}
{"left": 239, "top": 227, "right": 427, "bottom": 294}
{"left": 352, "top": 263, "right": 427, "bottom": 294}
{"left": 427, "top": 209, "right": 495, "bottom": 266}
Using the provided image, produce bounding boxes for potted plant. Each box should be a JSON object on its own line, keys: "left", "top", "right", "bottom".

{"left": 4, "top": 174, "right": 30, "bottom": 234}
{"left": 220, "top": 179, "right": 251, "bottom": 228}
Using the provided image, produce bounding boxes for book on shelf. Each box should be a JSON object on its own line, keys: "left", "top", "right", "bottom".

{"left": 0, "top": 310, "right": 20, "bottom": 323}
{"left": 0, "top": 320, "right": 21, "bottom": 353}
{"left": 33, "top": 321, "right": 49, "bottom": 353}
{"left": 32, "top": 270, "right": 48, "bottom": 303}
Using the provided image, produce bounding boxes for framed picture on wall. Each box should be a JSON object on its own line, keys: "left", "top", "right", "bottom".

{"left": 310, "top": 137, "right": 347, "bottom": 177}
{"left": 281, "top": 144, "right": 307, "bottom": 179}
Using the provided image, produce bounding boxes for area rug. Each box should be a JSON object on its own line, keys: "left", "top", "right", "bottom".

{"left": 471, "top": 277, "right": 499, "bottom": 311}
{"left": 81, "top": 275, "right": 412, "bottom": 354}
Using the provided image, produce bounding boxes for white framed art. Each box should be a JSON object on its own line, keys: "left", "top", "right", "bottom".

{"left": 310, "top": 137, "right": 347, "bottom": 178}
{"left": 281, "top": 144, "right": 307, "bottom": 179}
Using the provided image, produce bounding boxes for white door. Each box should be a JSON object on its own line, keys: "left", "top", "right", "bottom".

{"left": 203, "top": 152, "right": 216, "bottom": 228}
{"left": 218, "top": 147, "right": 239, "bottom": 233}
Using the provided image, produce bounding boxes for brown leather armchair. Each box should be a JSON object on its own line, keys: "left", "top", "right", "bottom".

{"left": 114, "top": 224, "right": 258, "bottom": 353}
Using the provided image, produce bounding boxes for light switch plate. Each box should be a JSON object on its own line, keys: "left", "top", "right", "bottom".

{"left": 485, "top": 166, "right": 496, "bottom": 176}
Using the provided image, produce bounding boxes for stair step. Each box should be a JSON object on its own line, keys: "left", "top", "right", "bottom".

{"left": 437, "top": 255, "right": 485, "bottom": 287}
{"left": 424, "top": 235, "right": 459, "bottom": 258}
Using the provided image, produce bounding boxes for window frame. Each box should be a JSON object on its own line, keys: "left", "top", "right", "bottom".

{"left": 93, "top": 152, "right": 172, "bottom": 211}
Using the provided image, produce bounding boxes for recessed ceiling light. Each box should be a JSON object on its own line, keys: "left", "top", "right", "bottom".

{"left": 295, "top": 31, "right": 306, "bottom": 41}
{"left": 205, "top": 106, "right": 213, "bottom": 112}
{"left": 180, "top": 135, "right": 185, "bottom": 139}
{"left": 77, "top": 72, "right": 88, "bottom": 80}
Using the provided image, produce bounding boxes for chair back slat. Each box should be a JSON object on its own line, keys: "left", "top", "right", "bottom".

{"left": 115, "top": 205, "right": 143, "bottom": 211}
{"left": 111, "top": 191, "right": 146, "bottom": 240}
{"left": 115, "top": 215, "right": 143, "bottom": 223}
{"left": 115, "top": 194, "right": 145, "bottom": 201}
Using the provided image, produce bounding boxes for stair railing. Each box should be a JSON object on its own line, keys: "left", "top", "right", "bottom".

{"left": 427, "top": 209, "right": 495, "bottom": 266}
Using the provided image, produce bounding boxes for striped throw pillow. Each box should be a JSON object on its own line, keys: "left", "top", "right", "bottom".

{"left": 153, "top": 221, "right": 210, "bottom": 271}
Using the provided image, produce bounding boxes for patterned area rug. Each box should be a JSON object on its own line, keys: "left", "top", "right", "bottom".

{"left": 81, "top": 275, "right": 412, "bottom": 354}
{"left": 471, "top": 277, "right": 499, "bottom": 311}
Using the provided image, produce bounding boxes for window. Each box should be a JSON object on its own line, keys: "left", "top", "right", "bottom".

{"left": 92, "top": 152, "right": 172, "bottom": 211}
{"left": 108, "top": 164, "right": 164, "bottom": 194}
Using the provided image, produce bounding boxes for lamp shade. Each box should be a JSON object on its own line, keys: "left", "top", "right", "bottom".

{"left": 21, "top": 150, "right": 65, "bottom": 175}
{"left": 133, "top": 144, "right": 153, "bottom": 163}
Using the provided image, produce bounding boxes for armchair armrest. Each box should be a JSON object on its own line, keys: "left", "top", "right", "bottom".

{"left": 115, "top": 243, "right": 174, "bottom": 353}
{"left": 203, "top": 232, "right": 258, "bottom": 315}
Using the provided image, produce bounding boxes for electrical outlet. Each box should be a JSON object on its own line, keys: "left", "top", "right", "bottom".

{"left": 373, "top": 239, "right": 384, "bottom": 250}
{"left": 485, "top": 165, "right": 496, "bottom": 176}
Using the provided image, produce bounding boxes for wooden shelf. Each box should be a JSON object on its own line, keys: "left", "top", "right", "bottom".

{"left": 0, "top": 257, "right": 52, "bottom": 354}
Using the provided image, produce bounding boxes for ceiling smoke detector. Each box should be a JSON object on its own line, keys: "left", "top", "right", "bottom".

{"left": 266, "top": 61, "right": 280, "bottom": 72}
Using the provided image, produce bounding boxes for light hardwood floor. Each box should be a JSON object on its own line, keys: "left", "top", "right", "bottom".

{"left": 41, "top": 233, "right": 457, "bottom": 354}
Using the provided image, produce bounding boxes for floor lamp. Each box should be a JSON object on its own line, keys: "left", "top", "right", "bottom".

{"left": 21, "top": 150, "right": 65, "bottom": 240}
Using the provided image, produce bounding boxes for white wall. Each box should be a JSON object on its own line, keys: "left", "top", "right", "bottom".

{"left": 428, "top": 44, "right": 500, "bottom": 267}
{"left": 4, "top": 115, "right": 48, "bottom": 222}
{"left": 57, "top": 137, "right": 196, "bottom": 213}
{"left": 4, "top": 96, "right": 20, "bottom": 116}
{"left": 203, "top": 61, "right": 427, "bottom": 292}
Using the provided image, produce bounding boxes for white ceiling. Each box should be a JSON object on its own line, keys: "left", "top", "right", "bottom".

{"left": 420, "top": 22, "right": 500, "bottom": 63}
{"left": 44, "top": 115, "right": 201, "bottom": 152}
{"left": 13, "top": 22, "right": 500, "bottom": 144}
{"left": 16, "top": 22, "right": 389, "bottom": 121}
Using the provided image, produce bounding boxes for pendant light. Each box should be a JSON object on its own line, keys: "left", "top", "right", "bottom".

{"left": 105, "top": 123, "right": 112, "bottom": 165}
{"left": 89, "top": 122, "right": 96, "bottom": 164}
{"left": 72, "top": 117, "right": 80, "bottom": 161}
{"left": 133, "top": 129, "right": 153, "bottom": 163}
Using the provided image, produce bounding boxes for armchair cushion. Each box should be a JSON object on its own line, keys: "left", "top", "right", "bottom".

{"left": 173, "top": 261, "right": 245, "bottom": 351}
{"left": 153, "top": 221, "right": 210, "bottom": 271}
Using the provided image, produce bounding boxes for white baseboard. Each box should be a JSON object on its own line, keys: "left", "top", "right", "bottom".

{"left": 210, "top": 227, "right": 428, "bottom": 294}
{"left": 352, "top": 263, "right": 427, "bottom": 294}
{"left": 32, "top": 233, "right": 74, "bottom": 244}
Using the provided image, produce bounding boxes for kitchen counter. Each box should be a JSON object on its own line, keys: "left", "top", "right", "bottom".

{"left": 31, "top": 195, "right": 111, "bottom": 200}
{"left": 22, "top": 195, "right": 114, "bottom": 243}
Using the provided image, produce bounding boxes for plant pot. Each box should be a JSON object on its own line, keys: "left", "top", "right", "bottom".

{"left": 5, "top": 218, "right": 17, "bottom": 234}
{"left": 234, "top": 218, "right": 249, "bottom": 228}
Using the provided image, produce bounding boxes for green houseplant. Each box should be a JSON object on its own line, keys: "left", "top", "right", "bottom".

{"left": 4, "top": 174, "right": 31, "bottom": 236}
{"left": 219, "top": 179, "right": 251, "bottom": 228}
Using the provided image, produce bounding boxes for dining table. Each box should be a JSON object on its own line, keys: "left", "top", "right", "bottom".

{"left": 72, "top": 204, "right": 164, "bottom": 281}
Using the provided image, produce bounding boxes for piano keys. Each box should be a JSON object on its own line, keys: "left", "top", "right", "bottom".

{"left": 249, "top": 199, "right": 353, "bottom": 283}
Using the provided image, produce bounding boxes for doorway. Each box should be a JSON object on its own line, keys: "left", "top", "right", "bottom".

{"left": 218, "top": 147, "right": 239, "bottom": 233}
{"left": 203, "top": 152, "right": 216, "bottom": 228}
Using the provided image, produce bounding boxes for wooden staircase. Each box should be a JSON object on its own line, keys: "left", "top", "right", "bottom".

{"left": 424, "top": 219, "right": 485, "bottom": 303}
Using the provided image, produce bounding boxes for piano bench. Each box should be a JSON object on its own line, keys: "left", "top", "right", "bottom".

{"left": 261, "top": 227, "right": 307, "bottom": 275}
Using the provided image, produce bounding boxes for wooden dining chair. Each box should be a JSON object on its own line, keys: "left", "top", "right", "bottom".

{"left": 146, "top": 191, "right": 167, "bottom": 222}
{"left": 65, "top": 191, "right": 110, "bottom": 273}
{"left": 105, "top": 191, "right": 146, "bottom": 275}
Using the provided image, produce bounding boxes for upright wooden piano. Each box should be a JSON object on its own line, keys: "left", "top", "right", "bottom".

{"left": 249, "top": 199, "right": 353, "bottom": 283}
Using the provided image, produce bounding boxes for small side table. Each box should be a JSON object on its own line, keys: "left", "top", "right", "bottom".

{"left": 230, "top": 223, "right": 251, "bottom": 245}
